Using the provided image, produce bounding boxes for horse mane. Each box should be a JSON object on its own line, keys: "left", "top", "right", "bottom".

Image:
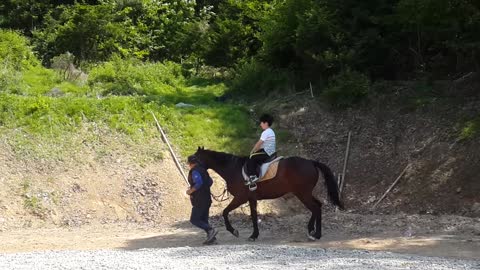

{"left": 201, "top": 149, "right": 247, "bottom": 166}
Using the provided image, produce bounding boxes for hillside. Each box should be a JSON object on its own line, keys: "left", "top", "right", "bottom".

{"left": 1, "top": 82, "right": 479, "bottom": 232}
{"left": 270, "top": 82, "right": 480, "bottom": 217}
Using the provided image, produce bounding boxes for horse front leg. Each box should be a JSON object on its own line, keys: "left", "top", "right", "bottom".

{"left": 248, "top": 197, "right": 259, "bottom": 241}
{"left": 223, "top": 196, "right": 246, "bottom": 238}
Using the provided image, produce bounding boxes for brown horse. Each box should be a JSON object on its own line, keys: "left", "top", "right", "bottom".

{"left": 193, "top": 147, "right": 344, "bottom": 241}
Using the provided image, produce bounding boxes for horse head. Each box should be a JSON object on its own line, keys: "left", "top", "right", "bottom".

{"left": 193, "top": 146, "right": 209, "bottom": 168}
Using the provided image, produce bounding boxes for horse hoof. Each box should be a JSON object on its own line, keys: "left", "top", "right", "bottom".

{"left": 248, "top": 237, "right": 256, "bottom": 242}
{"left": 232, "top": 229, "right": 239, "bottom": 238}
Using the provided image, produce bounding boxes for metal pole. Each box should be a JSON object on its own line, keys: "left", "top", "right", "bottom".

{"left": 371, "top": 164, "right": 409, "bottom": 210}
{"left": 151, "top": 111, "right": 189, "bottom": 186}
{"left": 339, "top": 131, "right": 352, "bottom": 197}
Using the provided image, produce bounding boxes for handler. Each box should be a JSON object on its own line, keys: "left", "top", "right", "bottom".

{"left": 186, "top": 155, "right": 218, "bottom": 244}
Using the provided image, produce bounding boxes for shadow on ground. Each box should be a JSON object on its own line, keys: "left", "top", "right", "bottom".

{"left": 120, "top": 212, "right": 480, "bottom": 260}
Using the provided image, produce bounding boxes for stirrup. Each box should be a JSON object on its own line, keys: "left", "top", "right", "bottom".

{"left": 245, "top": 175, "right": 258, "bottom": 185}
{"left": 248, "top": 182, "right": 257, "bottom": 191}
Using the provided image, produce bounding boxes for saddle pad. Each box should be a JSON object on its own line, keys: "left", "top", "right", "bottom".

{"left": 242, "top": 157, "right": 283, "bottom": 182}
{"left": 259, "top": 160, "right": 280, "bottom": 181}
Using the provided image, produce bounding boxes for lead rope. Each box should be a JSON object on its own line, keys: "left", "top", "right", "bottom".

{"left": 211, "top": 185, "right": 230, "bottom": 202}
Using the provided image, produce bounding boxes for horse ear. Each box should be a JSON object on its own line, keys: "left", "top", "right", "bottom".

{"left": 201, "top": 146, "right": 205, "bottom": 150}
{"left": 197, "top": 146, "right": 201, "bottom": 150}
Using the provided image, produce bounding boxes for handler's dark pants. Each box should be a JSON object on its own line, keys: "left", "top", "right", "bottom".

{"left": 247, "top": 149, "right": 269, "bottom": 177}
{"left": 190, "top": 202, "right": 212, "bottom": 232}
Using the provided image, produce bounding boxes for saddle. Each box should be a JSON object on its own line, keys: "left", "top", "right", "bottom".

{"left": 242, "top": 154, "right": 283, "bottom": 182}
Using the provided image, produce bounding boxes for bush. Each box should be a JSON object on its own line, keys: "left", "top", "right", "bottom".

{"left": 0, "top": 29, "right": 39, "bottom": 70}
{"left": 460, "top": 116, "right": 480, "bottom": 140}
{"left": 0, "top": 64, "right": 23, "bottom": 94}
{"left": 0, "top": 30, "right": 42, "bottom": 94}
{"left": 321, "top": 70, "right": 371, "bottom": 108}
{"left": 230, "top": 59, "right": 292, "bottom": 97}
{"left": 88, "top": 57, "right": 185, "bottom": 96}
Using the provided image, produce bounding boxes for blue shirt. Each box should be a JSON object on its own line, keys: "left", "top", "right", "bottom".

{"left": 192, "top": 170, "right": 203, "bottom": 190}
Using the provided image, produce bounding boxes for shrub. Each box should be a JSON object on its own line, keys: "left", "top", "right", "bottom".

{"left": 230, "top": 59, "right": 292, "bottom": 97}
{"left": 0, "top": 29, "right": 39, "bottom": 70}
{"left": 0, "top": 30, "right": 43, "bottom": 94}
{"left": 321, "top": 70, "right": 370, "bottom": 108}
{"left": 460, "top": 116, "right": 480, "bottom": 140}
{"left": 88, "top": 57, "right": 185, "bottom": 96}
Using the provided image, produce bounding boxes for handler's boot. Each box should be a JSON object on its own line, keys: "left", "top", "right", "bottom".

{"left": 203, "top": 236, "right": 217, "bottom": 245}
{"left": 205, "top": 228, "right": 218, "bottom": 243}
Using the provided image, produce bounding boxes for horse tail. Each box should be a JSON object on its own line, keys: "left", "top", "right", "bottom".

{"left": 313, "top": 161, "right": 345, "bottom": 210}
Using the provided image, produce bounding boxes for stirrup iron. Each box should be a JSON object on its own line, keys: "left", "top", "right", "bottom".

{"left": 248, "top": 182, "right": 257, "bottom": 191}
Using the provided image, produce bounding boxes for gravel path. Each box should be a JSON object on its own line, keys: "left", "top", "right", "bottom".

{"left": 1, "top": 245, "right": 478, "bottom": 270}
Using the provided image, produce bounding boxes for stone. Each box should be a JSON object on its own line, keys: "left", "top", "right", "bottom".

{"left": 472, "top": 202, "right": 480, "bottom": 216}
{"left": 46, "top": 87, "right": 64, "bottom": 97}
{"left": 175, "top": 102, "right": 194, "bottom": 108}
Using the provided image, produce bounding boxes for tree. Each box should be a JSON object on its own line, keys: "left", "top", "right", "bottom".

{"left": 395, "top": 0, "right": 480, "bottom": 77}
{"left": 259, "top": 0, "right": 341, "bottom": 80}
{"left": 202, "top": 0, "right": 272, "bottom": 67}
{"left": 0, "top": 0, "right": 100, "bottom": 34}
{"left": 32, "top": 1, "right": 206, "bottom": 64}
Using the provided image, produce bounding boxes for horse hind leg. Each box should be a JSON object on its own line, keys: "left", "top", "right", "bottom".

{"left": 312, "top": 197, "right": 323, "bottom": 239}
{"left": 308, "top": 214, "right": 315, "bottom": 235}
{"left": 295, "top": 193, "right": 322, "bottom": 240}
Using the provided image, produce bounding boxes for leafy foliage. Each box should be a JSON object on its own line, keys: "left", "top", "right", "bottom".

{"left": 260, "top": 0, "right": 340, "bottom": 72}
{"left": 30, "top": 1, "right": 213, "bottom": 64}
{"left": 321, "top": 70, "right": 371, "bottom": 108}
{"left": 229, "top": 59, "right": 292, "bottom": 97}
{"left": 200, "top": 0, "right": 271, "bottom": 67}
{"left": 0, "top": 0, "right": 479, "bottom": 153}
{"left": 0, "top": 29, "right": 39, "bottom": 70}
{"left": 395, "top": 0, "right": 480, "bottom": 77}
{"left": 88, "top": 57, "right": 185, "bottom": 96}
{"left": 0, "top": 29, "right": 45, "bottom": 94}
{"left": 4, "top": 0, "right": 479, "bottom": 86}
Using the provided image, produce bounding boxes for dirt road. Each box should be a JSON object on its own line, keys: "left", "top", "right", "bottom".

{"left": 1, "top": 212, "right": 478, "bottom": 260}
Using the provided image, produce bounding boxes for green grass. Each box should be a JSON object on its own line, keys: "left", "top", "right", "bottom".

{"left": 21, "top": 66, "right": 62, "bottom": 95}
{"left": 165, "top": 106, "right": 256, "bottom": 157}
{"left": 0, "top": 93, "right": 256, "bottom": 160}
{"left": 0, "top": 70, "right": 255, "bottom": 162}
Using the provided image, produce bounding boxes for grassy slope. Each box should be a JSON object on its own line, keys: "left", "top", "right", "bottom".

{"left": 0, "top": 51, "right": 262, "bottom": 227}
{"left": 0, "top": 60, "right": 257, "bottom": 163}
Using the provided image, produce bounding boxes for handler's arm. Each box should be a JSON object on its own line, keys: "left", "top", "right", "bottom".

{"left": 186, "top": 171, "right": 203, "bottom": 195}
